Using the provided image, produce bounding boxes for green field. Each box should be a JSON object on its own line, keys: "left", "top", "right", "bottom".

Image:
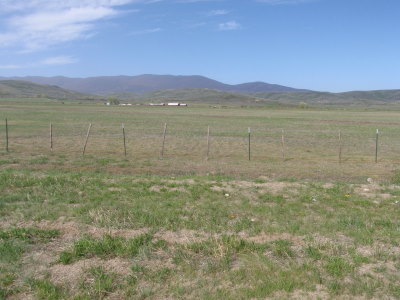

{"left": 1, "top": 99, "right": 400, "bottom": 299}
{"left": 2, "top": 99, "right": 400, "bottom": 180}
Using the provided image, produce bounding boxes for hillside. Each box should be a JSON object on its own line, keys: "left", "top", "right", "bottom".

{"left": 0, "top": 80, "right": 100, "bottom": 100}
{"left": 254, "top": 90, "right": 400, "bottom": 105}
{"left": 1, "top": 78, "right": 400, "bottom": 106}
{"left": 0, "top": 75, "right": 307, "bottom": 95}
{"left": 110, "top": 89, "right": 269, "bottom": 105}
{"left": 107, "top": 88, "right": 400, "bottom": 106}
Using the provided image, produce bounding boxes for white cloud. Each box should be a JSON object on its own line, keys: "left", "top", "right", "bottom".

{"left": 218, "top": 21, "right": 241, "bottom": 31}
{"left": 41, "top": 56, "right": 78, "bottom": 65}
{"left": 0, "top": 55, "right": 77, "bottom": 69}
{"left": 130, "top": 27, "right": 162, "bottom": 35}
{"left": 0, "top": 0, "right": 141, "bottom": 52}
{"left": 208, "top": 9, "right": 229, "bottom": 16}
{"left": 0, "top": 64, "right": 24, "bottom": 70}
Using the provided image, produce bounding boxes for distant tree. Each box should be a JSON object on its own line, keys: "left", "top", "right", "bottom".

{"left": 107, "top": 97, "right": 120, "bottom": 105}
{"left": 298, "top": 102, "right": 308, "bottom": 109}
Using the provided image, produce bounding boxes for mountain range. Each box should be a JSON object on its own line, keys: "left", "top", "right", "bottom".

{"left": 0, "top": 80, "right": 98, "bottom": 100}
{"left": 0, "top": 75, "right": 400, "bottom": 106}
{"left": 0, "top": 75, "right": 307, "bottom": 95}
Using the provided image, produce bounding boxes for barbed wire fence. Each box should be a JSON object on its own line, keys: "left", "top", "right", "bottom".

{"left": 2, "top": 119, "right": 399, "bottom": 164}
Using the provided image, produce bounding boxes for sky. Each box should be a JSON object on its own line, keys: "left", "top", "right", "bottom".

{"left": 0, "top": 0, "right": 400, "bottom": 92}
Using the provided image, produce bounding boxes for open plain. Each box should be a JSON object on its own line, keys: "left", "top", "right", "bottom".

{"left": 1, "top": 99, "right": 400, "bottom": 299}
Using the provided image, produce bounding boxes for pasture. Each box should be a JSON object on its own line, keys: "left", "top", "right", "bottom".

{"left": 2, "top": 99, "right": 400, "bottom": 181}
{"left": 1, "top": 99, "right": 400, "bottom": 299}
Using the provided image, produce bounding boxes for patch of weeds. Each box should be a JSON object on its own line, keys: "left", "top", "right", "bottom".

{"left": 328, "top": 280, "right": 343, "bottom": 294}
{"left": 272, "top": 240, "right": 295, "bottom": 258}
{"left": 186, "top": 235, "right": 268, "bottom": 257}
{"left": 351, "top": 254, "right": 370, "bottom": 265}
{"left": 29, "top": 156, "right": 49, "bottom": 165}
{"left": 28, "top": 278, "right": 66, "bottom": 300}
{"left": 0, "top": 271, "right": 17, "bottom": 299}
{"left": 254, "top": 178, "right": 267, "bottom": 184}
{"left": 131, "top": 264, "right": 146, "bottom": 274}
{"left": 372, "top": 265, "right": 387, "bottom": 273}
{"left": 390, "top": 283, "right": 400, "bottom": 298}
{"left": 182, "top": 236, "right": 270, "bottom": 273}
{"left": 95, "top": 158, "right": 117, "bottom": 166}
{"left": 233, "top": 217, "right": 257, "bottom": 232}
{"left": 149, "top": 267, "right": 172, "bottom": 282}
{"left": 391, "top": 170, "right": 400, "bottom": 185}
{"left": 0, "top": 227, "right": 60, "bottom": 243}
{"left": 304, "top": 245, "right": 322, "bottom": 260}
{"left": 59, "top": 233, "right": 158, "bottom": 264}
{"left": 0, "top": 240, "right": 24, "bottom": 262}
{"left": 325, "top": 256, "right": 353, "bottom": 277}
{"left": 78, "top": 266, "right": 118, "bottom": 299}
{"left": 0, "top": 159, "right": 18, "bottom": 166}
{"left": 278, "top": 177, "right": 297, "bottom": 182}
{"left": 172, "top": 249, "right": 192, "bottom": 265}
{"left": 259, "top": 193, "right": 285, "bottom": 204}
{"left": 373, "top": 219, "right": 393, "bottom": 229}
{"left": 337, "top": 216, "right": 367, "bottom": 231}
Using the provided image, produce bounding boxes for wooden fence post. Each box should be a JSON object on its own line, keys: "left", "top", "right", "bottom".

{"left": 160, "top": 123, "right": 167, "bottom": 159}
{"left": 5, "top": 118, "right": 9, "bottom": 153}
{"left": 248, "top": 127, "right": 251, "bottom": 161}
{"left": 281, "top": 129, "right": 285, "bottom": 161}
{"left": 375, "top": 129, "right": 379, "bottom": 163}
{"left": 50, "top": 123, "right": 53, "bottom": 151}
{"left": 82, "top": 123, "right": 92, "bottom": 156}
{"left": 122, "top": 123, "right": 127, "bottom": 157}
{"left": 206, "top": 126, "right": 210, "bottom": 161}
{"left": 338, "top": 130, "right": 342, "bottom": 163}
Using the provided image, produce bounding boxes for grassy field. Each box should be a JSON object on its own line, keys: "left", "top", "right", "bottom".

{"left": 1, "top": 99, "right": 400, "bottom": 299}
{"left": 2, "top": 99, "right": 400, "bottom": 181}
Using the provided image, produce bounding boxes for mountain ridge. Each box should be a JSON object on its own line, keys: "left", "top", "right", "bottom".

{"left": 0, "top": 74, "right": 308, "bottom": 95}
{"left": 0, "top": 80, "right": 99, "bottom": 100}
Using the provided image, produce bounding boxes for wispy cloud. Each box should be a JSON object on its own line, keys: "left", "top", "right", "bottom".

{"left": 41, "top": 56, "right": 78, "bottom": 65}
{"left": 208, "top": 9, "right": 229, "bottom": 16}
{"left": 256, "top": 0, "right": 314, "bottom": 5}
{"left": 0, "top": 64, "right": 24, "bottom": 70}
{"left": 0, "top": 55, "right": 78, "bottom": 69}
{"left": 0, "top": 0, "right": 141, "bottom": 52}
{"left": 218, "top": 21, "right": 241, "bottom": 31}
{"left": 130, "top": 27, "right": 162, "bottom": 35}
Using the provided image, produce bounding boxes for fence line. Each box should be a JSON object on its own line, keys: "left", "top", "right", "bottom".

{"left": 3, "top": 119, "right": 397, "bottom": 163}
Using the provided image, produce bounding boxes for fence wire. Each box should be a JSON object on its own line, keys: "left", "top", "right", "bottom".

{"left": 2, "top": 122, "right": 400, "bottom": 163}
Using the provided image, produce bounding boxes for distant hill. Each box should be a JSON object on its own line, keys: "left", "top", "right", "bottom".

{"left": 1, "top": 76, "right": 400, "bottom": 106}
{"left": 0, "top": 80, "right": 99, "bottom": 100}
{"left": 108, "top": 88, "right": 400, "bottom": 107}
{"left": 0, "top": 75, "right": 307, "bottom": 95}
{"left": 253, "top": 90, "right": 400, "bottom": 105}
{"left": 115, "top": 89, "right": 266, "bottom": 105}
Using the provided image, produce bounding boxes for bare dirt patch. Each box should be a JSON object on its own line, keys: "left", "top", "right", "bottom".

{"left": 50, "top": 257, "right": 131, "bottom": 290}
{"left": 155, "top": 229, "right": 211, "bottom": 244}
{"left": 149, "top": 185, "right": 187, "bottom": 193}
{"left": 107, "top": 187, "right": 126, "bottom": 192}
{"left": 353, "top": 184, "right": 393, "bottom": 200}
{"left": 161, "top": 178, "right": 196, "bottom": 185}
{"left": 238, "top": 232, "right": 303, "bottom": 244}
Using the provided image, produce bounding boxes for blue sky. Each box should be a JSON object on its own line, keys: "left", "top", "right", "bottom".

{"left": 0, "top": 0, "right": 399, "bottom": 92}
